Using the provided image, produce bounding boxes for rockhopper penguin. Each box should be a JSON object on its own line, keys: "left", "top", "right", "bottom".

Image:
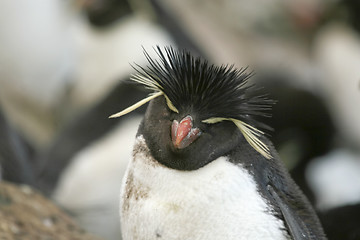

{"left": 110, "top": 47, "right": 326, "bottom": 240}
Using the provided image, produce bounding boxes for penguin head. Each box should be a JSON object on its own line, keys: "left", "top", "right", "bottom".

{"left": 110, "top": 46, "right": 273, "bottom": 170}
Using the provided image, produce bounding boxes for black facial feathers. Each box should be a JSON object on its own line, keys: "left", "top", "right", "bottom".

{"left": 110, "top": 46, "right": 275, "bottom": 159}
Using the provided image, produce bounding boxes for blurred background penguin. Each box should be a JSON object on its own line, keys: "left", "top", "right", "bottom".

{"left": 0, "top": 0, "right": 359, "bottom": 239}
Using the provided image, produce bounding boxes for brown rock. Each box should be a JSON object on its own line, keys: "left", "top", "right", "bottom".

{"left": 0, "top": 181, "right": 103, "bottom": 240}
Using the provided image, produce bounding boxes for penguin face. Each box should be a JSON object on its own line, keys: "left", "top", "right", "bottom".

{"left": 139, "top": 96, "right": 242, "bottom": 170}
{"left": 110, "top": 46, "right": 273, "bottom": 170}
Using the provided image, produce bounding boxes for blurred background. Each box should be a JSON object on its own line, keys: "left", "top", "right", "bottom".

{"left": 0, "top": 0, "right": 359, "bottom": 239}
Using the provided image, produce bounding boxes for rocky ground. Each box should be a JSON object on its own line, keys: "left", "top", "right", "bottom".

{"left": 0, "top": 181, "right": 103, "bottom": 240}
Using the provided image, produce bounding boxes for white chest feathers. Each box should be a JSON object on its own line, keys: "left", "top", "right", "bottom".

{"left": 120, "top": 136, "right": 288, "bottom": 240}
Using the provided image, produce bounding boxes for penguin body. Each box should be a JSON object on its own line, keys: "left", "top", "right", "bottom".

{"left": 113, "top": 47, "right": 326, "bottom": 239}
{"left": 121, "top": 135, "right": 288, "bottom": 240}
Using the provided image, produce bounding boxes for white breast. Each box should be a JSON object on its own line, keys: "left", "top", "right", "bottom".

{"left": 120, "top": 135, "right": 288, "bottom": 240}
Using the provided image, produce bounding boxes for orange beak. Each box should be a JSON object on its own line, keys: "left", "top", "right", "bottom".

{"left": 171, "top": 115, "right": 201, "bottom": 149}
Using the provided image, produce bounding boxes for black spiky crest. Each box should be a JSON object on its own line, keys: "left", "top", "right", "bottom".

{"left": 110, "top": 46, "right": 273, "bottom": 159}
{"left": 136, "top": 46, "right": 272, "bottom": 120}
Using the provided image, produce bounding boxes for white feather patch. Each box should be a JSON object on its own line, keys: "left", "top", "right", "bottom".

{"left": 120, "top": 135, "right": 287, "bottom": 240}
